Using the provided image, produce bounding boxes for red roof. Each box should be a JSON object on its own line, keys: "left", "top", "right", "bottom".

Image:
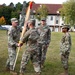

{"left": 32, "top": 3, "right": 62, "bottom": 15}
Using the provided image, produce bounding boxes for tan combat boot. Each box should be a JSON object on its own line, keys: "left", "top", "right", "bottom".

{"left": 60, "top": 73, "right": 65, "bottom": 75}
{"left": 64, "top": 69, "right": 69, "bottom": 75}
{"left": 41, "top": 62, "right": 44, "bottom": 69}
{"left": 19, "top": 73, "right": 24, "bottom": 75}
{"left": 41, "top": 65, "right": 44, "bottom": 69}
{"left": 35, "top": 72, "right": 41, "bottom": 75}
{"left": 10, "top": 70, "right": 17, "bottom": 75}
{"left": 60, "top": 72, "right": 68, "bottom": 75}
{"left": 5, "top": 67, "right": 10, "bottom": 71}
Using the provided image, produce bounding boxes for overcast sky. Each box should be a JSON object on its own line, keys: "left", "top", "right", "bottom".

{"left": 0, "top": 0, "right": 67, "bottom": 5}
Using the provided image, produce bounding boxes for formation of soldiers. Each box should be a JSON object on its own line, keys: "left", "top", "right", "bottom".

{"left": 5, "top": 17, "right": 71, "bottom": 75}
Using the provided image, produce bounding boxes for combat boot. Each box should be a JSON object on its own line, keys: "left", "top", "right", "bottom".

{"left": 60, "top": 72, "right": 68, "bottom": 75}
{"left": 10, "top": 70, "right": 17, "bottom": 75}
{"left": 60, "top": 73, "right": 65, "bottom": 75}
{"left": 41, "top": 63, "right": 44, "bottom": 69}
{"left": 10, "top": 65, "right": 17, "bottom": 75}
{"left": 19, "top": 73, "right": 24, "bottom": 75}
{"left": 5, "top": 67, "right": 10, "bottom": 71}
{"left": 5, "top": 64, "right": 10, "bottom": 71}
{"left": 41, "top": 65, "right": 44, "bottom": 69}
{"left": 35, "top": 72, "right": 41, "bottom": 75}
{"left": 41, "top": 61, "right": 44, "bottom": 69}
{"left": 64, "top": 69, "right": 69, "bottom": 75}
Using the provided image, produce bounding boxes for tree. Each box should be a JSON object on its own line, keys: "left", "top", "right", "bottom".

{"left": 2, "top": 3, "right": 6, "bottom": 6}
{"left": 11, "top": 11, "right": 19, "bottom": 19}
{"left": 15, "top": 2, "right": 22, "bottom": 11}
{"left": 35, "top": 4, "right": 48, "bottom": 20}
{"left": 9, "top": 2, "right": 14, "bottom": 8}
{"left": 59, "top": 0, "right": 75, "bottom": 26}
{"left": 0, "top": 16, "right": 6, "bottom": 25}
{"left": 0, "top": 6, "right": 14, "bottom": 24}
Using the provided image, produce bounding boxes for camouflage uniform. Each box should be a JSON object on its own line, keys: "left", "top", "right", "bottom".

{"left": 37, "top": 25, "right": 51, "bottom": 65}
{"left": 6, "top": 26, "right": 21, "bottom": 70}
{"left": 60, "top": 32, "right": 71, "bottom": 69}
{"left": 19, "top": 28, "right": 41, "bottom": 74}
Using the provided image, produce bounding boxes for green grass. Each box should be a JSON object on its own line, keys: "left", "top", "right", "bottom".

{"left": 0, "top": 30, "right": 75, "bottom": 75}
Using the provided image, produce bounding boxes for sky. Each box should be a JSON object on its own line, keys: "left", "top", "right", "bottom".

{"left": 0, "top": 0, "right": 67, "bottom": 5}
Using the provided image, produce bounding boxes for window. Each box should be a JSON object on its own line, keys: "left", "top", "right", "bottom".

{"left": 55, "top": 16, "right": 59, "bottom": 24}
{"left": 56, "top": 20, "right": 58, "bottom": 24}
{"left": 50, "top": 16, "right": 53, "bottom": 20}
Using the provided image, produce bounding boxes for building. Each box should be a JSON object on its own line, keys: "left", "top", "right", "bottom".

{"left": 20, "top": 3, "right": 64, "bottom": 32}
{"left": 32, "top": 3, "right": 64, "bottom": 32}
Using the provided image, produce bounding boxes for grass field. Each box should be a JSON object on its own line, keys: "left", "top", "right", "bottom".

{"left": 0, "top": 30, "right": 75, "bottom": 75}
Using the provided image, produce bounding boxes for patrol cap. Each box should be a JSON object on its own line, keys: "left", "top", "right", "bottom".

{"left": 62, "top": 25, "right": 70, "bottom": 29}
{"left": 11, "top": 18, "right": 18, "bottom": 22}
{"left": 41, "top": 18, "right": 46, "bottom": 21}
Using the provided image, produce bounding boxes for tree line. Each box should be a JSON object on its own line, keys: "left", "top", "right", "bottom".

{"left": 0, "top": 0, "right": 75, "bottom": 27}
{"left": 0, "top": 1, "right": 29, "bottom": 25}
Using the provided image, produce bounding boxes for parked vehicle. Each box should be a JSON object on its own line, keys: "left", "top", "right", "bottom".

{"left": 2, "top": 25, "right": 12, "bottom": 30}
{"left": 0, "top": 26, "right": 8, "bottom": 30}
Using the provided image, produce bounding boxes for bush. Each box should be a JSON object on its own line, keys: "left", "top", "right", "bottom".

{"left": 0, "top": 16, "right": 6, "bottom": 25}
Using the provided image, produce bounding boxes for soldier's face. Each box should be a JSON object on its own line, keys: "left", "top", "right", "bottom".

{"left": 62, "top": 28, "right": 67, "bottom": 33}
{"left": 41, "top": 20, "right": 46, "bottom": 25}
{"left": 28, "top": 22, "right": 32, "bottom": 28}
{"left": 12, "top": 21, "right": 18, "bottom": 27}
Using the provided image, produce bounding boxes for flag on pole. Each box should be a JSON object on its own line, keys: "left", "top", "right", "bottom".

{"left": 21, "top": 1, "right": 33, "bottom": 39}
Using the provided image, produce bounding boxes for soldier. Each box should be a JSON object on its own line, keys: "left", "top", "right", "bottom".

{"left": 18, "top": 19, "right": 41, "bottom": 75}
{"left": 60, "top": 25, "right": 71, "bottom": 75}
{"left": 37, "top": 18, "right": 51, "bottom": 68}
{"left": 6, "top": 18, "right": 21, "bottom": 75}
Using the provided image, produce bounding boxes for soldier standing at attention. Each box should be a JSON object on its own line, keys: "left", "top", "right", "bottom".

{"left": 6, "top": 18, "right": 21, "bottom": 75}
{"left": 60, "top": 25, "right": 71, "bottom": 75}
{"left": 37, "top": 18, "right": 51, "bottom": 68}
{"left": 18, "top": 19, "right": 41, "bottom": 75}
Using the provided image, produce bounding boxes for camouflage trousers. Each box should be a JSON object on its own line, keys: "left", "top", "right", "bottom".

{"left": 38, "top": 43, "right": 48, "bottom": 65}
{"left": 20, "top": 48, "right": 41, "bottom": 73}
{"left": 6, "top": 46, "right": 16, "bottom": 70}
{"left": 61, "top": 51, "right": 70, "bottom": 69}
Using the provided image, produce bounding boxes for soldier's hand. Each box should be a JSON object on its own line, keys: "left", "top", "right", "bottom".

{"left": 46, "top": 44, "right": 49, "bottom": 48}
{"left": 16, "top": 43, "right": 20, "bottom": 47}
{"left": 18, "top": 41, "right": 23, "bottom": 47}
{"left": 17, "top": 43, "right": 23, "bottom": 47}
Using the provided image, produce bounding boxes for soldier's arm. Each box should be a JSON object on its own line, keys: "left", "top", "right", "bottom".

{"left": 20, "top": 30, "right": 30, "bottom": 43}
{"left": 8, "top": 29, "right": 17, "bottom": 46}
{"left": 63, "top": 34, "right": 71, "bottom": 51}
{"left": 18, "top": 26, "right": 22, "bottom": 32}
{"left": 47, "top": 28, "right": 51, "bottom": 45}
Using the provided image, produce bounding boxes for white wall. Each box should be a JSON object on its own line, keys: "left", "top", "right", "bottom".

{"left": 46, "top": 16, "right": 55, "bottom": 26}
{"left": 46, "top": 15, "right": 63, "bottom": 26}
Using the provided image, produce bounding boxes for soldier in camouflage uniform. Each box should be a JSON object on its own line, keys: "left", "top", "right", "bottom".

{"left": 37, "top": 18, "right": 51, "bottom": 68}
{"left": 18, "top": 19, "right": 41, "bottom": 75}
{"left": 60, "top": 25, "right": 71, "bottom": 75}
{"left": 6, "top": 18, "right": 21, "bottom": 75}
